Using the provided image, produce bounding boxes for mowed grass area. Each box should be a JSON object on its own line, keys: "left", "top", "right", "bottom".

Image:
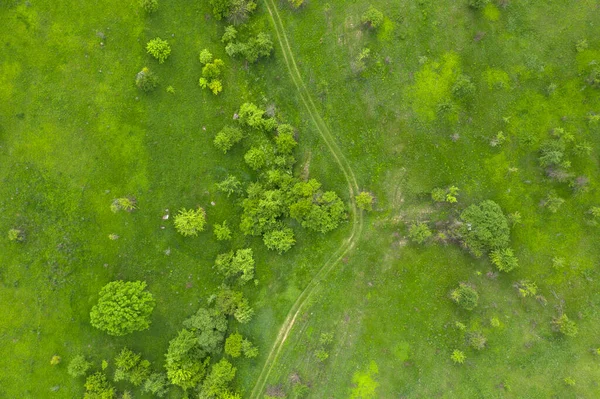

{"left": 0, "top": 1, "right": 352, "bottom": 397}
{"left": 257, "top": 0, "right": 600, "bottom": 398}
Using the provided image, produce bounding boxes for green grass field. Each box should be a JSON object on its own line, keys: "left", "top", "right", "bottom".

{"left": 1, "top": 0, "right": 600, "bottom": 398}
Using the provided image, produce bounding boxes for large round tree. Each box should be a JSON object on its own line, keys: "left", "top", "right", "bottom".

{"left": 90, "top": 281, "right": 155, "bottom": 336}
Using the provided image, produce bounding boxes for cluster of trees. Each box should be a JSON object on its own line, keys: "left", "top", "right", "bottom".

{"left": 199, "top": 49, "right": 226, "bottom": 95}
{"left": 214, "top": 102, "right": 347, "bottom": 253}
{"left": 209, "top": 0, "right": 257, "bottom": 25}
{"left": 222, "top": 26, "right": 274, "bottom": 64}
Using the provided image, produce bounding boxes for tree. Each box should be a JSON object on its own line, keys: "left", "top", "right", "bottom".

{"left": 275, "top": 124, "right": 298, "bottom": 154}
{"left": 224, "top": 332, "right": 243, "bottom": 358}
{"left": 165, "top": 329, "right": 210, "bottom": 391}
{"left": 214, "top": 126, "right": 243, "bottom": 153}
{"left": 214, "top": 221, "right": 232, "bottom": 241}
{"left": 214, "top": 248, "right": 255, "bottom": 283}
{"left": 135, "top": 67, "right": 159, "bottom": 92}
{"left": 90, "top": 281, "right": 155, "bottom": 336}
{"left": 356, "top": 191, "right": 374, "bottom": 211}
{"left": 199, "top": 58, "right": 225, "bottom": 95}
{"left": 541, "top": 191, "right": 564, "bottom": 213}
{"left": 408, "top": 222, "right": 432, "bottom": 244}
{"left": 228, "top": 0, "right": 257, "bottom": 25}
{"left": 244, "top": 147, "right": 267, "bottom": 170}
{"left": 140, "top": 0, "right": 158, "bottom": 13}
{"left": 361, "top": 7, "right": 384, "bottom": 29}
{"left": 215, "top": 287, "right": 254, "bottom": 324}
{"left": 142, "top": 373, "right": 169, "bottom": 397}
{"left": 113, "top": 348, "right": 150, "bottom": 386}
{"left": 199, "top": 49, "right": 213, "bottom": 64}
{"left": 552, "top": 314, "right": 578, "bottom": 337}
{"left": 84, "top": 372, "right": 116, "bottom": 399}
{"left": 222, "top": 25, "right": 237, "bottom": 43}
{"left": 209, "top": 0, "right": 233, "bottom": 20}
{"left": 459, "top": 200, "right": 510, "bottom": 257}
{"left": 263, "top": 228, "right": 296, "bottom": 254}
{"left": 290, "top": 191, "right": 346, "bottom": 234}
{"left": 217, "top": 175, "right": 243, "bottom": 197}
{"left": 467, "top": 331, "right": 487, "bottom": 350}
{"left": 450, "top": 283, "right": 479, "bottom": 310}
{"left": 68, "top": 355, "right": 92, "bottom": 378}
{"left": 174, "top": 207, "right": 207, "bottom": 236}
{"left": 468, "top": 0, "right": 490, "bottom": 9}
{"left": 490, "top": 248, "right": 518, "bottom": 272}
{"left": 146, "top": 38, "right": 171, "bottom": 63}
{"left": 183, "top": 307, "right": 228, "bottom": 356}
{"left": 199, "top": 359, "right": 237, "bottom": 399}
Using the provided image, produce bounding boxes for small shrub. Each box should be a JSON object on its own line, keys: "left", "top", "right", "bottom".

{"left": 468, "top": 0, "right": 490, "bottom": 9}
{"left": 431, "top": 188, "right": 446, "bottom": 202}
{"left": 214, "top": 126, "right": 243, "bottom": 153}
{"left": 110, "top": 197, "right": 137, "bottom": 213}
{"left": 408, "top": 222, "right": 432, "bottom": 244}
{"left": 575, "top": 39, "right": 588, "bottom": 52}
{"left": 222, "top": 25, "right": 237, "bottom": 43}
{"left": 241, "top": 339, "right": 259, "bottom": 358}
{"left": 174, "top": 207, "right": 207, "bottom": 236}
{"left": 451, "top": 349, "right": 466, "bottom": 364}
{"left": 552, "top": 314, "right": 578, "bottom": 337}
{"left": 287, "top": 0, "right": 304, "bottom": 9}
{"left": 467, "top": 331, "right": 487, "bottom": 350}
{"left": 214, "top": 221, "right": 232, "bottom": 241}
{"left": 8, "top": 228, "right": 25, "bottom": 242}
{"left": 452, "top": 75, "right": 475, "bottom": 99}
{"left": 67, "top": 355, "right": 92, "bottom": 378}
{"left": 140, "top": 0, "right": 158, "bottom": 13}
{"left": 361, "top": 7, "right": 384, "bottom": 29}
{"left": 315, "top": 348, "right": 329, "bottom": 362}
{"left": 263, "top": 228, "right": 296, "bottom": 254}
{"left": 564, "top": 376, "right": 576, "bottom": 387}
{"left": 356, "top": 191, "right": 374, "bottom": 211}
{"left": 507, "top": 211, "right": 522, "bottom": 227}
{"left": 450, "top": 283, "right": 479, "bottom": 311}
{"left": 541, "top": 191, "right": 565, "bottom": 213}
{"left": 50, "top": 355, "right": 61, "bottom": 366}
{"left": 514, "top": 280, "right": 537, "bottom": 298}
{"left": 490, "top": 317, "right": 501, "bottom": 327}
{"left": 489, "top": 248, "right": 518, "bottom": 272}
{"left": 146, "top": 38, "right": 171, "bottom": 63}
{"left": 551, "top": 256, "right": 565, "bottom": 270}
{"left": 135, "top": 67, "right": 159, "bottom": 92}
{"left": 587, "top": 68, "right": 600, "bottom": 88}
{"left": 199, "top": 49, "right": 213, "bottom": 64}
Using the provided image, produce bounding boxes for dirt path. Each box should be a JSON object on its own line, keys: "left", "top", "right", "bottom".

{"left": 249, "top": 1, "right": 364, "bottom": 397}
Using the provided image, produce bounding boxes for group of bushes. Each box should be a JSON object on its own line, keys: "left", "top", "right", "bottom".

{"left": 213, "top": 102, "right": 348, "bottom": 253}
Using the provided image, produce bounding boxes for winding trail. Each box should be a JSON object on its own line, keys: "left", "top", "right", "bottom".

{"left": 250, "top": 1, "right": 364, "bottom": 397}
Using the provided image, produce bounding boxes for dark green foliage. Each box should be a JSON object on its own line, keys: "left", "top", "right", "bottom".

{"left": 67, "top": 355, "right": 92, "bottom": 378}
{"left": 182, "top": 307, "right": 228, "bottom": 356}
{"left": 468, "top": 0, "right": 490, "bottom": 9}
{"left": 490, "top": 248, "right": 518, "bottom": 272}
{"left": 361, "top": 7, "right": 384, "bottom": 29}
{"left": 289, "top": 188, "right": 346, "bottom": 234}
{"left": 225, "top": 33, "right": 274, "bottom": 63}
{"left": 90, "top": 281, "right": 155, "bottom": 336}
{"left": 164, "top": 329, "right": 210, "bottom": 391}
{"left": 587, "top": 68, "right": 600, "bottom": 88}
{"left": 199, "top": 359, "right": 237, "bottom": 399}
{"left": 552, "top": 314, "right": 578, "bottom": 337}
{"left": 142, "top": 373, "right": 169, "bottom": 397}
{"left": 263, "top": 227, "right": 296, "bottom": 254}
{"left": 84, "top": 372, "right": 115, "bottom": 399}
{"left": 459, "top": 200, "right": 510, "bottom": 257}
{"left": 450, "top": 283, "right": 479, "bottom": 310}
{"left": 215, "top": 287, "right": 254, "bottom": 324}
{"left": 452, "top": 75, "right": 475, "bottom": 99}
{"left": 214, "top": 126, "right": 243, "bottom": 153}
{"left": 135, "top": 67, "right": 159, "bottom": 92}
{"left": 228, "top": 0, "right": 257, "bottom": 25}
{"left": 408, "top": 222, "right": 432, "bottom": 244}
{"left": 214, "top": 248, "right": 255, "bottom": 283}
{"left": 140, "top": 0, "right": 158, "bottom": 13}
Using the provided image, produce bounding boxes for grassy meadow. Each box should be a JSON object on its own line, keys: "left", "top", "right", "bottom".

{"left": 1, "top": 0, "right": 600, "bottom": 398}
